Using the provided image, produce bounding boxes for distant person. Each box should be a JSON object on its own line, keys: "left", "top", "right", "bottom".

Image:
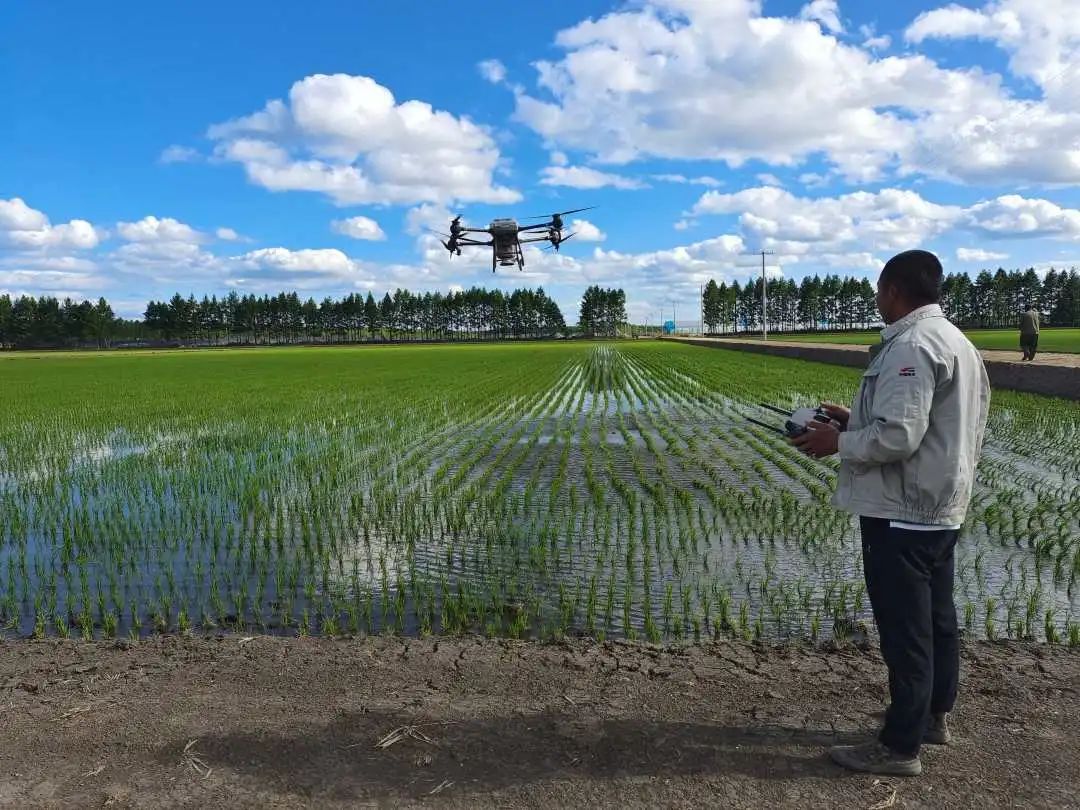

{"left": 1019, "top": 305, "right": 1040, "bottom": 360}
{"left": 791, "top": 250, "right": 991, "bottom": 777}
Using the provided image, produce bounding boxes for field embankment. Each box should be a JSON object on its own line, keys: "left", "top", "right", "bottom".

{"left": 726, "top": 328, "right": 1080, "bottom": 355}
{"left": 0, "top": 635, "right": 1076, "bottom": 809}
{"left": 672, "top": 337, "right": 1080, "bottom": 399}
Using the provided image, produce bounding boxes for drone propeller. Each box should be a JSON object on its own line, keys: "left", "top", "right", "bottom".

{"left": 523, "top": 206, "right": 596, "bottom": 220}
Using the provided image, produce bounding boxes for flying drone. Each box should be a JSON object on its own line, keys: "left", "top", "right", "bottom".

{"left": 432, "top": 207, "right": 595, "bottom": 272}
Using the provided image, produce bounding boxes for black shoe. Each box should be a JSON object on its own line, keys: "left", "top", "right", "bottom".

{"left": 924, "top": 713, "right": 952, "bottom": 745}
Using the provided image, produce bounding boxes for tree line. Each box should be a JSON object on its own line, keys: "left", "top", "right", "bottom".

{"left": 702, "top": 267, "right": 1080, "bottom": 334}
{"left": 578, "top": 286, "right": 628, "bottom": 337}
{"left": 143, "top": 287, "right": 567, "bottom": 345}
{"left": 0, "top": 296, "right": 139, "bottom": 349}
{"left": 0, "top": 286, "right": 570, "bottom": 349}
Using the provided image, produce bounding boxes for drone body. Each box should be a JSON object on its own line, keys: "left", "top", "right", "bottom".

{"left": 435, "top": 207, "right": 594, "bottom": 272}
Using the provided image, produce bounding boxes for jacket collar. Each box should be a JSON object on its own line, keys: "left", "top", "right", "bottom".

{"left": 880, "top": 303, "right": 944, "bottom": 343}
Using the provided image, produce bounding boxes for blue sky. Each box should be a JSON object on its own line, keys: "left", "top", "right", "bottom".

{"left": 2, "top": 0, "right": 1078, "bottom": 322}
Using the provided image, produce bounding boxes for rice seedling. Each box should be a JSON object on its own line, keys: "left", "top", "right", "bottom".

{"left": 0, "top": 341, "right": 1075, "bottom": 644}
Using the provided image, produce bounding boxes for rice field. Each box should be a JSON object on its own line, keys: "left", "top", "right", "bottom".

{"left": 1, "top": 341, "right": 1077, "bottom": 645}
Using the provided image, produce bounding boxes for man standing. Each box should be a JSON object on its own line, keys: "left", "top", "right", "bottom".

{"left": 1020, "top": 305, "right": 1040, "bottom": 360}
{"left": 792, "top": 250, "right": 991, "bottom": 777}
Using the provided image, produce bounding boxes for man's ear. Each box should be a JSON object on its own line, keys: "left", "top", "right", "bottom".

{"left": 880, "top": 280, "right": 900, "bottom": 310}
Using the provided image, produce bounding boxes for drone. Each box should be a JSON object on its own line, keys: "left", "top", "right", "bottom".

{"left": 432, "top": 207, "right": 595, "bottom": 271}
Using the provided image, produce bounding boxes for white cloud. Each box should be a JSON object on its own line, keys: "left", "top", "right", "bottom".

{"left": 539, "top": 165, "right": 645, "bottom": 190}
{"left": 208, "top": 73, "right": 521, "bottom": 206}
{"left": 906, "top": 5, "right": 1003, "bottom": 43}
{"left": 404, "top": 203, "right": 453, "bottom": 236}
{"left": 0, "top": 198, "right": 47, "bottom": 231}
{"left": 799, "top": 0, "right": 844, "bottom": 34}
{"left": 0, "top": 254, "right": 98, "bottom": 273}
{"left": 512, "top": 0, "right": 1080, "bottom": 186}
{"left": 215, "top": 227, "right": 241, "bottom": 241}
{"left": 964, "top": 195, "right": 1080, "bottom": 238}
{"left": 0, "top": 269, "right": 105, "bottom": 295}
{"left": 235, "top": 247, "right": 358, "bottom": 274}
{"left": 689, "top": 186, "right": 1080, "bottom": 268}
{"left": 331, "top": 215, "right": 386, "bottom": 241}
{"left": 0, "top": 196, "right": 763, "bottom": 310}
{"left": 110, "top": 240, "right": 217, "bottom": 271}
{"left": 652, "top": 174, "right": 723, "bottom": 187}
{"left": 220, "top": 247, "right": 381, "bottom": 293}
{"left": 569, "top": 219, "right": 605, "bottom": 242}
{"left": 906, "top": 1, "right": 1080, "bottom": 97}
{"left": 957, "top": 247, "right": 1009, "bottom": 262}
{"left": 0, "top": 198, "right": 100, "bottom": 250}
{"left": 159, "top": 145, "right": 200, "bottom": 164}
{"left": 864, "top": 34, "right": 891, "bottom": 50}
{"left": 9, "top": 220, "right": 100, "bottom": 250}
{"left": 798, "top": 172, "right": 830, "bottom": 188}
{"left": 116, "top": 215, "right": 204, "bottom": 243}
{"left": 756, "top": 173, "right": 783, "bottom": 187}
{"left": 0, "top": 254, "right": 105, "bottom": 301}
{"left": 691, "top": 186, "right": 962, "bottom": 253}
{"left": 478, "top": 59, "right": 507, "bottom": 84}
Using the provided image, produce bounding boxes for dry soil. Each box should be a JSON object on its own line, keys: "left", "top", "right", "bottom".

{"left": 0, "top": 635, "right": 1077, "bottom": 809}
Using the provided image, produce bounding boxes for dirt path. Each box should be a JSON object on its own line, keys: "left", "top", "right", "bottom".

{"left": 676, "top": 337, "right": 1079, "bottom": 368}
{"left": 0, "top": 636, "right": 1076, "bottom": 809}
{"left": 670, "top": 336, "right": 1080, "bottom": 398}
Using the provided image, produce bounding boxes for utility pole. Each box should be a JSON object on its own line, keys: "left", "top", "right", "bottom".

{"left": 742, "top": 250, "right": 775, "bottom": 340}
{"left": 700, "top": 283, "right": 704, "bottom": 336}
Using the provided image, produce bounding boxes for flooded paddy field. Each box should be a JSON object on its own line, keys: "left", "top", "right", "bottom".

{"left": 1, "top": 341, "right": 1077, "bottom": 644}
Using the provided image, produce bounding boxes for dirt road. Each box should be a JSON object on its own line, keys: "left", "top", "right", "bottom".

{"left": 670, "top": 336, "right": 1080, "bottom": 399}
{"left": 0, "top": 635, "right": 1076, "bottom": 809}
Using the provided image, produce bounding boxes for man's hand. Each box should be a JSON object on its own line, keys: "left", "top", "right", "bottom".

{"left": 790, "top": 420, "right": 840, "bottom": 458}
{"left": 820, "top": 401, "right": 850, "bottom": 431}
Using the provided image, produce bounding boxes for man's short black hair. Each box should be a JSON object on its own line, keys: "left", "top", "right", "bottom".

{"left": 880, "top": 250, "right": 943, "bottom": 306}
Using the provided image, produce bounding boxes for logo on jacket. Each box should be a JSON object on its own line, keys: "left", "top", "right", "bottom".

{"left": 899, "top": 366, "right": 916, "bottom": 377}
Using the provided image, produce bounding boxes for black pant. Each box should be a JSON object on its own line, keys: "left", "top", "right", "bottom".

{"left": 1021, "top": 334, "right": 1038, "bottom": 360}
{"left": 860, "top": 517, "right": 960, "bottom": 756}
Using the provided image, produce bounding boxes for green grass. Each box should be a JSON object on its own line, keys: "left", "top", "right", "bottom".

{"left": 731, "top": 327, "right": 1080, "bottom": 354}
{"left": 0, "top": 341, "right": 1077, "bottom": 645}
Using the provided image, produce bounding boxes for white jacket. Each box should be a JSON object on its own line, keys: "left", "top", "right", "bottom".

{"left": 832, "top": 304, "right": 991, "bottom": 526}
